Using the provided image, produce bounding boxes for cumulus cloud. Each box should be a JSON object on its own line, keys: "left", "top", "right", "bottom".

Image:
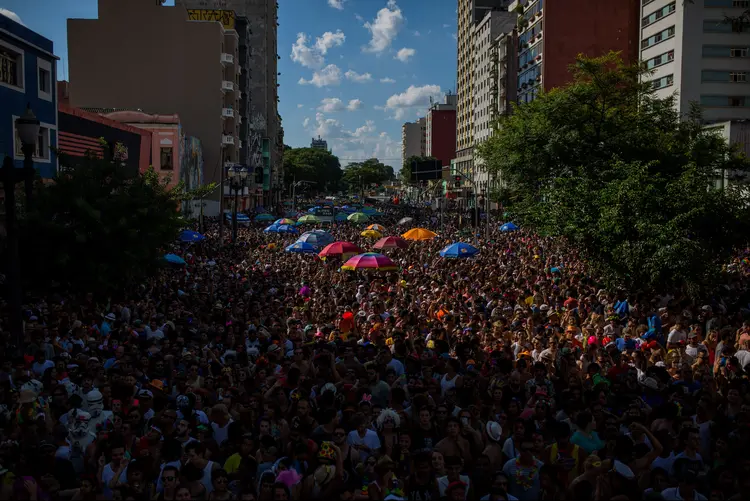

{"left": 380, "top": 77, "right": 396, "bottom": 84}
{"left": 452, "top": 33, "right": 457, "bottom": 41}
{"left": 318, "top": 98, "right": 346, "bottom": 113}
{"left": 302, "top": 117, "right": 311, "bottom": 128}
{"left": 328, "top": 0, "right": 345, "bottom": 9}
{"left": 347, "top": 99, "right": 363, "bottom": 111}
{"left": 345, "top": 70, "right": 373, "bottom": 83}
{"left": 442, "top": 23, "right": 450, "bottom": 28}
{"left": 291, "top": 30, "right": 345, "bottom": 69}
{"left": 385, "top": 84, "right": 443, "bottom": 119}
{"left": 362, "top": 0, "right": 404, "bottom": 53}
{"left": 395, "top": 48, "right": 415, "bottom": 62}
{"left": 299, "top": 64, "right": 342, "bottom": 87}
{"left": 297, "top": 104, "right": 304, "bottom": 108}
{"left": 0, "top": 8, "right": 24, "bottom": 26}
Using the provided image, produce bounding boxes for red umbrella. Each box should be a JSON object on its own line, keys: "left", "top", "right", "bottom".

{"left": 318, "top": 241, "right": 362, "bottom": 259}
{"left": 373, "top": 236, "right": 409, "bottom": 250}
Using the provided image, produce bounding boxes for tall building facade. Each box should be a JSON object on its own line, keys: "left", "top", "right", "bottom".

{"left": 176, "top": 0, "right": 283, "bottom": 206}
{"left": 311, "top": 136, "right": 328, "bottom": 150}
{"left": 0, "top": 14, "right": 58, "bottom": 179}
{"left": 401, "top": 118, "right": 426, "bottom": 167}
{"left": 640, "top": 0, "right": 750, "bottom": 123}
{"left": 426, "top": 93, "right": 457, "bottom": 170}
{"left": 494, "top": 28, "right": 518, "bottom": 118}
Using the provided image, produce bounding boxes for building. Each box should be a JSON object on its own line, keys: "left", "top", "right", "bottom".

{"left": 640, "top": 0, "right": 750, "bottom": 123}
{"left": 494, "top": 28, "right": 519, "bottom": 118}
{"left": 0, "top": 13, "right": 58, "bottom": 179}
{"left": 401, "top": 118, "right": 426, "bottom": 167}
{"left": 176, "top": 0, "right": 283, "bottom": 206}
{"left": 311, "top": 136, "right": 328, "bottom": 150}
{"left": 425, "top": 93, "right": 457, "bottom": 170}
{"left": 57, "top": 105, "right": 151, "bottom": 174}
{"left": 66, "top": 0, "right": 240, "bottom": 212}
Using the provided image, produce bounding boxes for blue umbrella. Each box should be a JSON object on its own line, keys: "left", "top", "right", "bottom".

{"left": 298, "top": 231, "right": 334, "bottom": 247}
{"left": 264, "top": 224, "right": 280, "bottom": 233}
{"left": 307, "top": 206, "right": 321, "bottom": 213}
{"left": 285, "top": 242, "right": 318, "bottom": 254}
{"left": 500, "top": 222, "right": 519, "bottom": 232}
{"left": 361, "top": 206, "right": 378, "bottom": 214}
{"left": 335, "top": 212, "right": 349, "bottom": 221}
{"left": 178, "top": 230, "right": 205, "bottom": 243}
{"left": 255, "top": 213, "right": 275, "bottom": 222}
{"left": 164, "top": 253, "right": 186, "bottom": 265}
{"left": 439, "top": 242, "right": 479, "bottom": 259}
{"left": 277, "top": 224, "right": 299, "bottom": 234}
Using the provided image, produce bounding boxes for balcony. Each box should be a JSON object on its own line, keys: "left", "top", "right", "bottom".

{"left": 222, "top": 108, "right": 235, "bottom": 118}
{"left": 221, "top": 53, "right": 234, "bottom": 65}
{"left": 222, "top": 80, "right": 234, "bottom": 92}
{"left": 222, "top": 135, "right": 235, "bottom": 145}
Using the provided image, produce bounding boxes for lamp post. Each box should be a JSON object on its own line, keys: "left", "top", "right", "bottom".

{"left": 2, "top": 105, "right": 40, "bottom": 349}
{"left": 227, "top": 165, "right": 248, "bottom": 243}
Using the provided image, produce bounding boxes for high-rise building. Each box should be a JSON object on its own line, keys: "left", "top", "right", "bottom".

{"left": 493, "top": 28, "right": 519, "bottom": 119}
{"left": 176, "top": 0, "right": 282, "bottom": 206}
{"left": 67, "top": 0, "right": 246, "bottom": 212}
{"left": 640, "top": 0, "right": 750, "bottom": 123}
{"left": 401, "top": 118, "right": 426, "bottom": 167}
{"left": 426, "top": 93, "right": 457, "bottom": 170}
{"left": 311, "top": 136, "right": 328, "bottom": 150}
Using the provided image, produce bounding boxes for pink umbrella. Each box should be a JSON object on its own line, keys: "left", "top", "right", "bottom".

{"left": 341, "top": 253, "right": 398, "bottom": 272}
{"left": 373, "top": 236, "right": 409, "bottom": 250}
{"left": 318, "top": 241, "right": 362, "bottom": 259}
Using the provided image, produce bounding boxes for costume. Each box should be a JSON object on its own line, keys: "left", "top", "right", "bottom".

{"left": 67, "top": 409, "right": 95, "bottom": 473}
{"left": 85, "top": 390, "right": 113, "bottom": 432}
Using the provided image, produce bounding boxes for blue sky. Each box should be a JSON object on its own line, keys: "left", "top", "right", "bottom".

{"left": 0, "top": 0, "right": 457, "bottom": 169}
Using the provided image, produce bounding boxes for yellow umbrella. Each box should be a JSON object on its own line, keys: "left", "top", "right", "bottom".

{"left": 361, "top": 229, "right": 383, "bottom": 239}
{"left": 366, "top": 223, "right": 387, "bottom": 233}
{"left": 402, "top": 227, "right": 438, "bottom": 241}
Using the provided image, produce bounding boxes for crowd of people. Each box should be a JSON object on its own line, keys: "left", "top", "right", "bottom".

{"left": 1, "top": 198, "right": 750, "bottom": 501}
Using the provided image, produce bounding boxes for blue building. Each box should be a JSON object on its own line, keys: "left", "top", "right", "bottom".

{"left": 0, "top": 13, "right": 58, "bottom": 178}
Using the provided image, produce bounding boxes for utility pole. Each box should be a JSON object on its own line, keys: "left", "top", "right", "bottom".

{"left": 218, "top": 161, "right": 226, "bottom": 243}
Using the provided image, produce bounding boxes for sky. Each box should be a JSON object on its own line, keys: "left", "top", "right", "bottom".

{"left": 0, "top": 0, "right": 458, "bottom": 170}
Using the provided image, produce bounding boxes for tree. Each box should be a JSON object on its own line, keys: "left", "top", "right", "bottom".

{"left": 18, "top": 153, "right": 187, "bottom": 294}
{"left": 282, "top": 147, "right": 343, "bottom": 192}
{"left": 476, "top": 51, "right": 750, "bottom": 293}
{"left": 342, "top": 159, "right": 395, "bottom": 191}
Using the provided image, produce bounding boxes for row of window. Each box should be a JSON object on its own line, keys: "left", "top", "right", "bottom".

{"left": 642, "top": 26, "right": 675, "bottom": 49}
{"left": 702, "top": 70, "right": 747, "bottom": 82}
{"left": 703, "top": 46, "right": 749, "bottom": 58}
{"left": 704, "top": 19, "right": 750, "bottom": 32}
{"left": 643, "top": 20, "right": 750, "bottom": 51}
{"left": 700, "top": 95, "right": 750, "bottom": 107}
{"left": 0, "top": 41, "right": 53, "bottom": 100}
{"left": 704, "top": 0, "right": 749, "bottom": 7}
{"left": 646, "top": 49, "right": 675, "bottom": 69}
{"left": 643, "top": 2, "right": 675, "bottom": 28}
{"left": 652, "top": 74, "right": 674, "bottom": 90}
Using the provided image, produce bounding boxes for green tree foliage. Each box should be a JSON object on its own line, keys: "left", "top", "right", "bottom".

{"left": 19, "top": 154, "right": 186, "bottom": 294}
{"left": 476, "top": 51, "right": 750, "bottom": 293}
{"left": 283, "top": 147, "right": 343, "bottom": 192}
{"left": 342, "top": 159, "right": 395, "bottom": 190}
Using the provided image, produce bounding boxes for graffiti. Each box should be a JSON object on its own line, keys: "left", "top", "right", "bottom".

{"left": 186, "top": 9, "right": 235, "bottom": 30}
{"left": 248, "top": 131, "right": 263, "bottom": 171}
{"left": 248, "top": 112, "right": 266, "bottom": 132}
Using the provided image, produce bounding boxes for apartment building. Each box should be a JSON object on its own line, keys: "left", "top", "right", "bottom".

{"left": 425, "top": 93, "right": 457, "bottom": 170}
{"left": 67, "top": 0, "right": 240, "bottom": 210}
{"left": 401, "top": 118, "right": 426, "bottom": 167}
{"left": 640, "top": 0, "right": 750, "bottom": 122}
{"left": 311, "top": 136, "right": 328, "bottom": 150}
{"left": 494, "top": 28, "right": 519, "bottom": 118}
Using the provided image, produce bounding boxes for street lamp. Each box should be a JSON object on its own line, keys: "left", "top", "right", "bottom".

{"left": 16, "top": 104, "right": 40, "bottom": 207}
{"left": 227, "top": 165, "right": 248, "bottom": 243}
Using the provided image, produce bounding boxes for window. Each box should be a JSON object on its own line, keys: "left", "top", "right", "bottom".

{"left": 647, "top": 50, "right": 675, "bottom": 69}
{"left": 700, "top": 95, "right": 749, "bottom": 106}
{"left": 38, "top": 67, "right": 50, "bottom": 93}
{"left": 734, "top": 0, "right": 749, "bottom": 7}
{"left": 160, "top": 147, "right": 173, "bottom": 170}
{"left": 731, "top": 71, "right": 747, "bottom": 82}
{"left": 652, "top": 74, "right": 674, "bottom": 90}
{"left": 731, "top": 19, "right": 749, "bottom": 32}
{"left": 642, "top": 2, "right": 676, "bottom": 27}
{"left": 730, "top": 96, "right": 746, "bottom": 106}
{"left": 703, "top": 70, "right": 730, "bottom": 82}
{"left": 704, "top": 19, "right": 733, "bottom": 32}
{"left": 642, "top": 26, "right": 676, "bottom": 49}
{"left": 14, "top": 126, "right": 50, "bottom": 161}
{"left": 0, "top": 43, "right": 23, "bottom": 89}
{"left": 732, "top": 47, "right": 749, "bottom": 57}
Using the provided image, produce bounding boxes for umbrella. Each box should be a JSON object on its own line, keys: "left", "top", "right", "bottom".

{"left": 307, "top": 206, "right": 321, "bottom": 213}
{"left": 298, "top": 230, "right": 334, "bottom": 247}
{"left": 361, "top": 229, "right": 383, "bottom": 239}
{"left": 284, "top": 210, "right": 298, "bottom": 218}
{"left": 297, "top": 214, "right": 320, "bottom": 224}
{"left": 397, "top": 217, "right": 413, "bottom": 225}
{"left": 361, "top": 206, "right": 378, "bottom": 214}
{"left": 347, "top": 212, "right": 369, "bottom": 223}
{"left": 255, "top": 213, "right": 275, "bottom": 222}
{"left": 335, "top": 213, "right": 349, "bottom": 221}
{"left": 164, "top": 253, "right": 186, "bottom": 265}
{"left": 285, "top": 242, "right": 318, "bottom": 254}
{"left": 319, "top": 241, "right": 362, "bottom": 260}
{"left": 402, "top": 228, "right": 438, "bottom": 241}
{"left": 274, "top": 218, "right": 296, "bottom": 225}
{"left": 341, "top": 252, "right": 398, "bottom": 272}
{"left": 264, "top": 224, "right": 280, "bottom": 233}
{"left": 440, "top": 242, "right": 479, "bottom": 259}
{"left": 276, "top": 224, "right": 299, "bottom": 234}
{"left": 500, "top": 222, "right": 519, "bottom": 232}
{"left": 366, "top": 224, "right": 387, "bottom": 232}
{"left": 373, "top": 236, "right": 409, "bottom": 250}
{"left": 178, "top": 230, "right": 205, "bottom": 243}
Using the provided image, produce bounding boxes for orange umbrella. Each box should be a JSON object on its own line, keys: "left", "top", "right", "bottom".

{"left": 402, "top": 228, "right": 438, "bottom": 241}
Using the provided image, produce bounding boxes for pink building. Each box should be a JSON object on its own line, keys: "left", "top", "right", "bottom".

{"left": 99, "top": 110, "right": 183, "bottom": 190}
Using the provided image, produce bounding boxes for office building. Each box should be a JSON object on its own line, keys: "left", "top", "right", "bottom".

{"left": 177, "top": 0, "right": 283, "bottom": 205}
{"left": 311, "top": 136, "right": 328, "bottom": 150}
{"left": 67, "top": 0, "right": 243, "bottom": 211}
{"left": 0, "top": 13, "right": 58, "bottom": 178}
{"left": 493, "top": 28, "right": 519, "bottom": 118}
{"left": 401, "top": 118, "right": 426, "bottom": 167}
{"left": 640, "top": 0, "right": 750, "bottom": 123}
{"left": 425, "top": 93, "right": 457, "bottom": 170}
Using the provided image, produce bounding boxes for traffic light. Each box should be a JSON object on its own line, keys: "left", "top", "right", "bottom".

{"left": 454, "top": 175, "right": 462, "bottom": 182}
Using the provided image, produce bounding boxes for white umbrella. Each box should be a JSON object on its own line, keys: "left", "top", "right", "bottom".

{"left": 397, "top": 217, "right": 413, "bottom": 225}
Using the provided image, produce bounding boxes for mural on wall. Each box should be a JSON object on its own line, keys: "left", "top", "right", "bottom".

{"left": 186, "top": 9, "right": 235, "bottom": 29}
{"left": 181, "top": 136, "right": 204, "bottom": 215}
{"left": 248, "top": 112, "right": 264, "bottom": 185}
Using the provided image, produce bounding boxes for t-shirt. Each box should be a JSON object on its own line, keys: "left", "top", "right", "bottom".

{"left": 347, "top": 429, "right": 381, "bottom": 461}
{"left": 570, "top": 431, "right": 605, "bottom": 454}
{"left": 32, "top": 360, "right": 54, "bottom": 377}
{"left": 503, "top": 458, "right": 543, "bottom": 501}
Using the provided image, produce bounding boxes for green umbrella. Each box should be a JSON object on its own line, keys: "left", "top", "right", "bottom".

{"left": 347, "top": 212, "right": 369, "bottom": 223}
{"left": 297, "top": 214, "right": 320, "bottom": 224}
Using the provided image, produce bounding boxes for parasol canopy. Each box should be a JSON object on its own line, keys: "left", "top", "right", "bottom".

{"left": 500, "top": 222, "right": 519, "bottom": 232}
{"left": 178, "top": 230, "right": 205, "bottom": 243}
{"left": 397, "top": 217, "right": 414, "bottom": 226}
{"left": 402, "top": 227, "right": 438, "bottom": 241}
{"left": 274, "top": 218, "right": 296, "bottom": 225}
{"left": 255, "top": 213, "right": 275, "bottom": 222}
{"left": 319, "top": 241, "right": 362, "bottom": 259}
{"left": 361, "top": 230, "right": 383, "bottom": 239}
{"left": 297, "top": 214, "right": 320, "bottom": 224}
{"left": 439, "top": 242, "right": 479, "bottom": 259}
{"left": 341, "top": 252, "right": 398, "bottom": 271}
{"left": 285, "top": 242, "right": 318, "bottom": 254}
{"left": 373, "top": 236, "right": 409, "bottom": 250}
{"left": 347, "top": 212, "right": 369, "bottom": 223}
{"left": 366, "top": 224, "right": 387, "bottom": 232}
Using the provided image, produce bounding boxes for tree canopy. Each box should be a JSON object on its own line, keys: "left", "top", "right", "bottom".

{"left": 19, "top": 153, "right": 188, "bottom": 294}
{"left": 342, "top": 158, "right": 395, "bottom": 191}
{"left": 476, "top": 51, "right": 750, "bottom": 293}
{"left": 283, "top": 147, "right": 343, "bottom": 192}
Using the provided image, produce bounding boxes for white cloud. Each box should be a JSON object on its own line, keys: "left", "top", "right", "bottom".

{"left": 302, "top": 117, "right": 311, "bottom": 128}
{"left": 0, "top": 8, "right": 24, "bottom": 26}
{"left": 345, "top": 70, "right": 373, "bottom": 83}
{"left": 299, "top": 64, "right": 342, "bottom": 87}
{"left": 347, "top": 99, "right": 363, "bottom": 111}
{"left": 451, "top": 33, "right": 457, "bottom": 41}
{"left": 315, "top": 30, "right": 346, "bottom": 55}
{"left": 328, "top": 0, "right": 345, "bottom": 9}
{"left": 318, "top": 98, "right": 346, "bottom": 113}
{"left": 355, "top": 13, "right": 364, "bottom": 22}
{"left": 442, "top": 23, "right": 450, "bottom": 28}
{"left": 353, "top": 120, "right": 376, "bottom": 137}
{"left": 362, "top": 0, "right": 404, "bottom": 53}
{"left": 385, "top": 84, "right": 443, "bottom": 119}
{"left": 413, "top": 31, "right": 421, "bottom": 36}
{"left": 395, "top": 48, "right": 415, "bottom": 63}
{"left": 297, "top": 104, "right": 304, "bottom": 108}
{"left": 380, "top": 77, "right": 396, "bottom": 84}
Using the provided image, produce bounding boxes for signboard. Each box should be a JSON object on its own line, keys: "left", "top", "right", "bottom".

{"left": 411, "top": 159, "right": 443, "bottom": 182}
{"left": 186, "top": 9, "right": 235, "bottom": 30}
{"left": 313, "top": 207, "right": 334, "bottom": 223}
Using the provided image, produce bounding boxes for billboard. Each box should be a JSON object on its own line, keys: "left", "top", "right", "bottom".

{"left": 410, "top": 159, "right": 442, "bottom": 182}
{"left": 313, "top": 207, "right": 334, "bottom": 223}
